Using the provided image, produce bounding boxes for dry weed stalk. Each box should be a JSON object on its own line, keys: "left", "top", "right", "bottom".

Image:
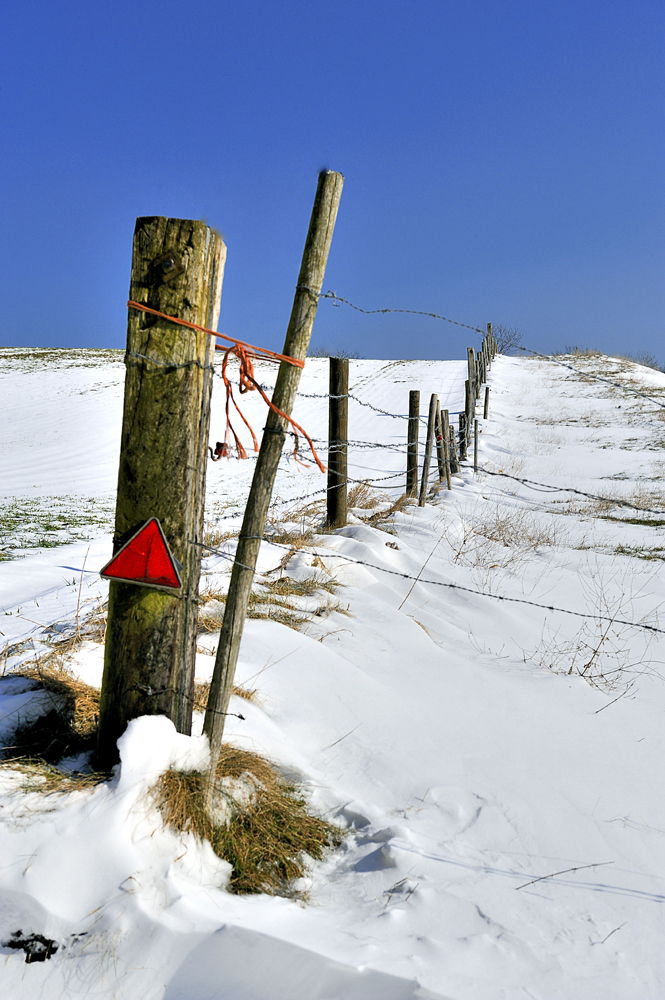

{"left": 524, "top": 565, "right": 659, "bottom": 692}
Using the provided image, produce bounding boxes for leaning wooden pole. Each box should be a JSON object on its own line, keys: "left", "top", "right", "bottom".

{"left": 203, "top": 171, "right": 344, "bottom": 785}
{"left": 327, "top": 357, "right": 349, "bottom": 528}
{"left": 97, "top": 218, "right": 225, "bottom": 770}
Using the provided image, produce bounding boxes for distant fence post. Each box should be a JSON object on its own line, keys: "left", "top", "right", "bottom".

{"left": 419, "top": 393, "right": 438, "bottom": 506}
{"left": 406, "top": 390, "right": 420, "bottom": 497}
{"left": 203, "top": 171, "right": 343, "bottom": 792}
{"left": 327, "top": 357, "right": 349, "bottom": 528}
{"left": 97, "top": 217, "right": 226, "bottom": 770}
{"left": 448, "top": 427, "right": 459, "bottom": 476}
{"left": 458, "top": 413, "right": 467, "bottom": 461}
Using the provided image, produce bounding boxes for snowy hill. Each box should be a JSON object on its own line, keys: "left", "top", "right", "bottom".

{"left": 2, "top": 347, "right": 665, "bottom": 998}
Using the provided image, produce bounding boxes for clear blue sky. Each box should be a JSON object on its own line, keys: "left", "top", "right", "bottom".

{"left": 1, "top": 0, "right": 663, "bottom": 361}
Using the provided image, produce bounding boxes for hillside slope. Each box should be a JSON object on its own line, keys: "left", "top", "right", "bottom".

{"left": 1, "top": 348, "right": 665, "bottom": 999}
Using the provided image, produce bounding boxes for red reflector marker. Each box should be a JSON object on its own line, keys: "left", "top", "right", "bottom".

{"left": 100, "top": 518, "right": 182, "bottom": 591}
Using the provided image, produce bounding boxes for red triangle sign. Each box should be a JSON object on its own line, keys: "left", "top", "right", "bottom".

{"left": 100, "top": 518, "right": 182, "bottom": 591}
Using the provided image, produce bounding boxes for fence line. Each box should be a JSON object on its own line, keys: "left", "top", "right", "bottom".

{"left": 196, "top": 538, "right": 664, "bottom": 637}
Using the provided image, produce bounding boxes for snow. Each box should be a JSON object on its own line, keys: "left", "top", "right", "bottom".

{"left": 2, "top": 346, "right": 665, "bottom": 997}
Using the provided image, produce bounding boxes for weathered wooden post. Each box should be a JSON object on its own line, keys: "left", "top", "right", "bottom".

{"left": 203, "top": 172, "right": 343, "bottom": 788}
{"left": 459, "top": 413, "right": 468, "bottom": 461}
{"left": 441, "top": 408, "right": 452, "bottom": 490}
{"left": 327, "top": 357, "right": 349, "bottom": 528}
{"left": 418, "top": 393, "right": 438, "bottom": 506}
{"left": 464, "top": 379, "right": 472, "bottom": 443}
{"left": 487, "top": 323, "right": 494, "bottom": 358}
{"left": 484, "top": 386, "right": 490, "bottom": 419}
{"left": 406, "top": 390, "right": 420, "bottom": 497}
{"left": 435, "top": 404, "right": 446, "bottom": 482}
{"left": 97, "top": 217, "right": 225, "bottom": 769}
{"left": 474, "top": 418, "right": 479, "bottom": 472}
{"left": 449, "top": 422, "right": 459, "bottom": 474}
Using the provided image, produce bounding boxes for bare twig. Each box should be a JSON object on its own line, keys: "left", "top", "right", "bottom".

{"left": 515, "top": 860, "right": 613, "bottom": 890}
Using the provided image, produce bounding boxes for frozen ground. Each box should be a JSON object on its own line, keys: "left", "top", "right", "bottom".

{"left": 1, "top": 346, "right": 665, "bottom": 998}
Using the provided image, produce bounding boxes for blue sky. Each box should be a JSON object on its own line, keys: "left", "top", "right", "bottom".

{"left": 1, "top": 0, "right": 663, "bottom": 361}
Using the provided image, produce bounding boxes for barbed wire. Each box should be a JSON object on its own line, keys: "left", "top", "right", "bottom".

{"left": 298, "top": 286, "right": 486, "bottom": 334}
{"left": 518, "top": 348, "right": 665, "bottom": 410}
{"left": 196, "top": 538, "right": 664, "bottom": 636}
{"left": 464, "top": 464, "right": 665, "bottom": 516}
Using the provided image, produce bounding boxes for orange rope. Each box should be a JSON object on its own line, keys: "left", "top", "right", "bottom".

{"left": 127, "top": 300, "right": 324, "bottom": 472}
{"left": 127, "top": 301, "right": 304, "bottom": 368}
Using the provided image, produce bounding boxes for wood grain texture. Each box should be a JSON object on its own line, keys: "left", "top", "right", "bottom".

{"left": 97, "top": 217, "right": 225, "bottom": 769}
{"left": 327, "top": 357, "right": 349, "bottom": 528}
{"left": 406, "top": 390, "right": 420, "bottom": 496}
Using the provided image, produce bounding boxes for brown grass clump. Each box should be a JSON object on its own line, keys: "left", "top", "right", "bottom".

{"left": 153, "top": 745, "right": 342, "bottom": 895}
{"left": 2, "top": 660, "right": 100, "bottom": 764}
{"left": 347, "top": 481, "right": 383, "bottom": 509}
{"left": 365, "top": 492, "right": 410, "bottom": 532}
{"left": 192, "top": 679, "right": 258, "bottom": 711}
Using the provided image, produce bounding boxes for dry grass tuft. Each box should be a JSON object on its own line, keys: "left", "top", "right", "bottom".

{"left": 192, "top": 679, "right": 258, "bottom": 711}
{"left": 347, "top": 481, "right": 383, "bottom": 509}
{"left": 153, "top": 745, "right": 342, "bottom": 895}
{"left": 2, "top": 660, "right": 100, "bottom": 764}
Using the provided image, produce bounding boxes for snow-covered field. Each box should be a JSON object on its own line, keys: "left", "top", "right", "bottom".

{"left": 2, "top": 346, "right": 665, "bottom": 998}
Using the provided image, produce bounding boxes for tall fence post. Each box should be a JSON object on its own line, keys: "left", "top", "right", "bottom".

{"left": 419, "top": 393, "right": 438, "bottom": 506}
{"left": 406, "top": 390, "right": 420, "bottom": 497}
{"left": 484, "top": 386, "right": 490, "bottom": 419}
{"left": 97, "top": 217, "right": 226, "bottom": 769}
{"left": 203, "top": 171, "right": 343, "bottom": 790}
{"left": 474, "top": 418, "right": 479, "bottom": 472}
{"left": 327, "top": 357, "right": 349, "bottom": 528}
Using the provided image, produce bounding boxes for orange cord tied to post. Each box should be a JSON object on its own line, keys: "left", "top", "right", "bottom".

{"left": 127, "top": 301, "right": 325, "bottom": 472}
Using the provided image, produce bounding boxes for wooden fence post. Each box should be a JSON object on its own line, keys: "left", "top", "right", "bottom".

{"left": 474, "top": 418, "right": 479, "bottom": 472}
{"left": 435, "top": 404, "right": 446, "bottom": 482}
{"left": 419, "top": 393, "right": 438, "bottom": 506}
{"left": 406, "top": 390, "right": 420, "bottom": 497}
{"left": 458, "top": 413, "right": 467, "bottom": 461}
{"left": 448, "top": 420, "right": 459, "bottom": 475}
{"left": 484, "top": 386, "right": 490, "bottom": 419}
{"left": 97, "top": 217, "right": 225, "bottom": 769}
{"left": 327, "top": 357, "right": 349, "bottom": 528}
{"left": 203, "top": 171, "right": 343, "bottom": 787}
{"left": 441, "top": 408, "right": 452, "bottom": 490}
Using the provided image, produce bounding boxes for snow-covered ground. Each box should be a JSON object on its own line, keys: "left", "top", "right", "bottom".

{"left": 2, "top": 346, "right": 665, "bottom": 998}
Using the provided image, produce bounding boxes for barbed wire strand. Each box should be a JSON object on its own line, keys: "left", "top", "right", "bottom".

{"left": 298, "top": 286, "right": 486, "bottom": 334}
{"left": 518, "top": 348, "right": 665, "bottom": 411}
{"left": 195, "top": 539, "right": 664, "bottom": 636}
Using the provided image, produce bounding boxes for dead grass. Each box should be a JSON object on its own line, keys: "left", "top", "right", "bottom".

{"left": 153, "top": 745, "right": 342, "bottom": 895}
{"left": 199, "top": 574, "right": 344, "bottom": 634}
{"left": 447, "top": 504, "right": 559, "bottom": 572}
{"left": 2, "top": 659, "right": 100, "bottom": 764}
{"left": 347, "top": 481, "right": 383, "bottom": 509}
{"left": 192, "top": 679, "right": 258, "bottom": 710}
